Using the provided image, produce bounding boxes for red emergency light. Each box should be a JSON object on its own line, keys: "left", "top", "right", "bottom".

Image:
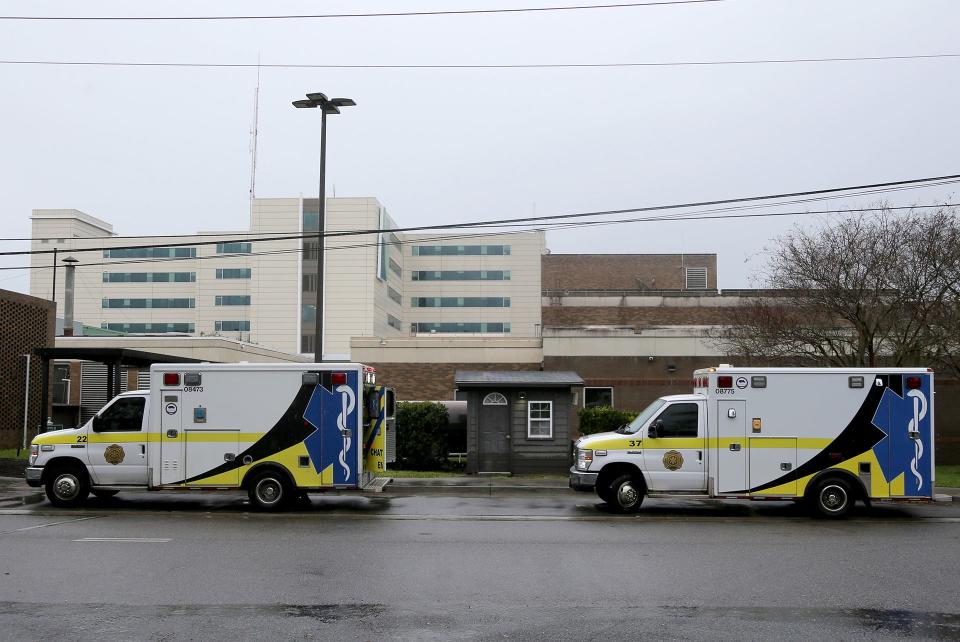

{"left": 331, "top": 372, "right": 347, "bottom": 386}
{"left": 163, "top": 372, "right": 180, "bottom": 386}
{"left": 717, "top": 376, "right": 733, "bottom": 388}
{"left": 906, "top": 376, "right": 922, "bottom": 390}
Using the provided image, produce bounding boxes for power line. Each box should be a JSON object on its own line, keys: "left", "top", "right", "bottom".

{"left": 4, "top": 201, "right": 956, "bottom": 274}
{"left": 0, "top": 1, "right": 722, "bottom": 21}
{"left": 11, "top": 200, "right": 957, "bottom": 243}
{"left": 4, "top": 172, "right": 958, "bottom": 258}
{"left": 3, "top": 53, "right": 959, "bottom": 70}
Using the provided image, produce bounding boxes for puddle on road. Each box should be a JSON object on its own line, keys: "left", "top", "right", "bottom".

{"left": 662, "top": 605, "right": 960, "bottom": 638}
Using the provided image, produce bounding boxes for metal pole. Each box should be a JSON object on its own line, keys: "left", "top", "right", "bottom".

{"left": 314, "top": 109, "right": 327, "bottom": 363}
{"left": 51, "top": 247, "right": 58, "bottom": 328}
{"left": 63, "top": 257, "right": 78, "bottom": 337}
{"left": 21, "top": 354, "right": 31, "bottom": 453}
{"left": 39, "top": 356, "right": 49, "bottom": 434}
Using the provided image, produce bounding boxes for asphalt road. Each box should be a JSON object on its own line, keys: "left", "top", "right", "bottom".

{"left": 1, "top": 492, "right": 958, "bottom": 641}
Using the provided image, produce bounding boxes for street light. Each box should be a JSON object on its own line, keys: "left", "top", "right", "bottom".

{"left": 293, "top": 92, "right": 356, "bottom": 362}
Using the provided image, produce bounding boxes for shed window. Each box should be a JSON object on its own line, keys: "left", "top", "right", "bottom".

{"left": 527, "top": 401, "right": 553, "bottom": 439}
{"left": 482, "top": 392, "right": 507, "bottom": 406}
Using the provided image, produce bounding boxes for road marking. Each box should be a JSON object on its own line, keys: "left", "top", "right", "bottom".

{"left": 73, "top": 537, "right": 171, "bottom": 543}
{"left": 0, "top": 516, "right": 102, "bottom": 535}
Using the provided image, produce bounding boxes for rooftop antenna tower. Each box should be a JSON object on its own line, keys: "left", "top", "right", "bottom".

{"left": 248, "top": 56, "right": 262, "bottom": 220}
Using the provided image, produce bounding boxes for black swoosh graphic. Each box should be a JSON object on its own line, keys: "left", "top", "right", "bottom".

{"left": 175, "top": 382, "right": 317, "bottom": 484}
{"left": 729, "top": 377, "right": 888, "bottom": 494}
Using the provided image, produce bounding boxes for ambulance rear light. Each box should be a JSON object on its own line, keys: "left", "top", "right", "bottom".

{"left": 906, "top": 376, "right": 922, "bottom": 390}
{"left": 163, "top": 373, "right": 180, "bottom": 386}
{"left": 717, "top": 376, "right": 733, "bottom": 388}
{"left": 331, "top": 372, "right": 347, "bottom": 386}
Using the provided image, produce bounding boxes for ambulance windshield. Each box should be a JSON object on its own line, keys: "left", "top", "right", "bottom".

{"left": 619, "top": 399, "right": 666, "bottom": 434}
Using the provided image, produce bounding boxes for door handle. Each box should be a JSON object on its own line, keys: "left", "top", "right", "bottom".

{"left": 224, "top": 453, "right": 235, "bottom": 462}
{"left": 166, "top": 429, "right": 178, "bottom": 438}
{"left": 729, "top": 443, "right": 741, "bottom": 452}
{"left": 697, "top": 450, "right": 703, "bottom": 462}
{"left": 141, "top": 444, "right": 146, "bottom": 455}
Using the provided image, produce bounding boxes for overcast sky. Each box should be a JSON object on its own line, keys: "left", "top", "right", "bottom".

{"left": 1, "top": 0, "right": 958, "bottom": 293}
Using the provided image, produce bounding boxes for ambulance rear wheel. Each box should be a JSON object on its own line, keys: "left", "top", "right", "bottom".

{"left": 607, "top": 473, "right": 645, "bottom": 513}
{"left": 811, "top": 477, "right": 853, "bottom": 519}
{"left": 45, "top": 466, "right": 89, "bottom": 508}
{"left": 248, "top": 470, "right": 291, "bottom": 511}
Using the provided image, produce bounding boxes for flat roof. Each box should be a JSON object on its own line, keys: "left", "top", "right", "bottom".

{"left": 35, "top": 347, "right": 204, "bottom": 367}
{"left": 455, "top": 370, "right": 584, "bottom": 387}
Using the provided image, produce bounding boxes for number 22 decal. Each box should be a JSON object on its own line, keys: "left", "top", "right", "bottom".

{"left": 76, "top": 435, "right": 87, "bottom": 443}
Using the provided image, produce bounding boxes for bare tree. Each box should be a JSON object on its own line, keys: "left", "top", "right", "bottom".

{"left": 713, "top": 204, "right": 960, "bottom": 371}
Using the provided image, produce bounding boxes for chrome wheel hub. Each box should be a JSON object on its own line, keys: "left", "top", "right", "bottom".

{"left": 55, "top": 475, "right": 79, "bottom": 500}
{"left": 257, "top": 479, "right": 281, "bottom": 505}
{"left": 821, "top": 485, "right": 847, "bottom": 511}
{"left": 618, "top": 483, "right": 638, "bottom": 507}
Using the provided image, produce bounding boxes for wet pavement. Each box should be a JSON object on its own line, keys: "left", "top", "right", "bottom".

{"left": 2, "top": 487, "right": 960, "bottom": 640}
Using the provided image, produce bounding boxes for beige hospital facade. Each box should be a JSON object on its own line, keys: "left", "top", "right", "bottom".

{"left": 29, "top": 198, "right": 545, "bottom": 360}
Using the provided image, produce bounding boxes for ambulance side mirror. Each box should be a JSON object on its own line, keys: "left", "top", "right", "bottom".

{"left": 92, "top": 415, "right": 103, "bottom": 432}
{"left": 648, "top": 420, "right": 663, "bottom": 439}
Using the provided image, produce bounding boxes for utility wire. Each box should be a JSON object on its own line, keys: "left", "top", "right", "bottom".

{"left": 13, "top": 200, "right": 957, "bottom": 243}
{"left": 0, "top": 1, "right": 723, "bottom": 21}
{"left": 3, "top": 53, "right": 959, "bottom": 70}
{"left": 4, "top": 201, "right": 957, "bottom": 273}
{"left": 5, "top": 173, "right": 959, "bottom": 258}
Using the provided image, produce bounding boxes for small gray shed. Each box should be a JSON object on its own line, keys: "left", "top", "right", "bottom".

{"left": 455, "top": 371, "right": 584, "bottom": 474}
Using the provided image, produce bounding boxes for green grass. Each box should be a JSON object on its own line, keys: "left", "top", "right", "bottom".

{"left": 936, "top": 465, "right": 960, "bottom": 488}
{"left": 0, "top": 449, "right": 29, "bottom": 460}
{"left": 385, "top": 469, "right": 464, "bottom": 478}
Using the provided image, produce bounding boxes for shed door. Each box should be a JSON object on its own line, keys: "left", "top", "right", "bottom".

{"left": 478, "top": 392, "right": 510, "bottom": 472}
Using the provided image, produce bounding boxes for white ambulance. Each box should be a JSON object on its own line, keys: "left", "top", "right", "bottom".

{"left": 26, "top": 363, "right": 395, "bottom": 510}
{"left": 570, "top": 366, "right": 936, "bottom": 518}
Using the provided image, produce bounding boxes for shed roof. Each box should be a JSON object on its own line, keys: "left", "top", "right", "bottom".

{"left": 454, "top": 370, "right": 584, "bottom": 388}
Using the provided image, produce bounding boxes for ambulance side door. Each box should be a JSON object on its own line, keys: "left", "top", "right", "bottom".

{"left": 642, "top": 401, "right": 706, "bottom": 492}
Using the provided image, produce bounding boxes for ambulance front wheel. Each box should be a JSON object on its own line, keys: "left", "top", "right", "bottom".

{"left": 45, "top": 465, "right": 89, "bottom": 508}
{"left": 248, "top": 470, "right": 292, "bottom": 511}
{"left": 607, "top": 473, "right": 645, "bottom": 513}
{"left": 810, "top": 477, "right": 854, "bottom": 519}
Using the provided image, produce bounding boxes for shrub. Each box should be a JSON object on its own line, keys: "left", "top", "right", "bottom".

{"left": 395, "top": 401, "right": 450, "bottom": 470}
{"left": 578, "top": 406, "right": 638, "bottom": 436}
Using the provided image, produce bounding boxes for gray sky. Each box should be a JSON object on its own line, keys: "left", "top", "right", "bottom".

{"left": 1, "top": 0, "right": 958, "bottom": 293}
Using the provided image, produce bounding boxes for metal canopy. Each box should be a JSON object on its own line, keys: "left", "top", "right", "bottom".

{"left": 454, "top": 370, "right": 584, "bottom": 388}
{"left": 34, "top": 347, "right": 206, "bottom": 433}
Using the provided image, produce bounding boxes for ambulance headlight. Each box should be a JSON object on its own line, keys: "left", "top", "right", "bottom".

{"left": 29, "top": 444, "right": 39, "bottom": 466}
{"left": 576, "top": 449, "right": 593, "bottom": 471}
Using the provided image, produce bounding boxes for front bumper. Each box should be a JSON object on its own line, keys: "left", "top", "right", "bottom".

{"left": 25, "top": 466, "right": 43, "bottom": 487}
{"left": 569, "top": 467, "right": 598, "bottom": 492}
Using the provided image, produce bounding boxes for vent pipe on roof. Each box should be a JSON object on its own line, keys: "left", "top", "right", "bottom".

{"left": 62, "top": 256, "right": 79, "bottom": 337}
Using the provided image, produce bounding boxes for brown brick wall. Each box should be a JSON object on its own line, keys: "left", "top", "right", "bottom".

{"left": 543, "top": 306, "right": 742, "bottom": 326}
{"left": 0, "top": 289, "right": 56, "bottom": 449}
{"left": 543, "top": 254, "right": 717, "bottom": 291}
{"left": 368, "top": 362, "right": 543, "bottom": 401}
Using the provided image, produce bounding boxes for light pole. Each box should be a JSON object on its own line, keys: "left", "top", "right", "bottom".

{"left": 293, "top": 92, "right": 356, "bottom": 362}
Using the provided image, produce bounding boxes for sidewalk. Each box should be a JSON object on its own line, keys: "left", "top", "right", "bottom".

{"left": 1, "top": 475, "right": 955, "bottom": 505}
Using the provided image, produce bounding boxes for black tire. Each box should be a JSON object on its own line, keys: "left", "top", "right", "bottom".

{"left": 606, "top": 473, "right": 645, "bottom": 513}
{"left": 810, "top": 477, "right": 854, "bottom": 519}
{"left": 247, "top": 470, "right": 291, "bottom": 511}
{"left": 45, "top": 466, "right": 90, "bottom": 508}
{"left": 596, "top": 484, "right": 612, "bottom": 504}
{"left": 92, "top": 489, "right": 119, "bottom": 499}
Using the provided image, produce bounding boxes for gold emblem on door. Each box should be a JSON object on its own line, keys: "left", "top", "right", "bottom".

{"left": 104, "top": 444, "right": 125, "bottom": 465}
{"left": 662, "top": 450, "right": 684, "bottom": 471}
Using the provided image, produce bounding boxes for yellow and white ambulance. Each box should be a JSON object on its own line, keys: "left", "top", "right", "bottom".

{"left": 26, "top": 362, "right": 395, "bottom": 510}
{"left": 570, "top": 366, "right": 936, "bottom": 518}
